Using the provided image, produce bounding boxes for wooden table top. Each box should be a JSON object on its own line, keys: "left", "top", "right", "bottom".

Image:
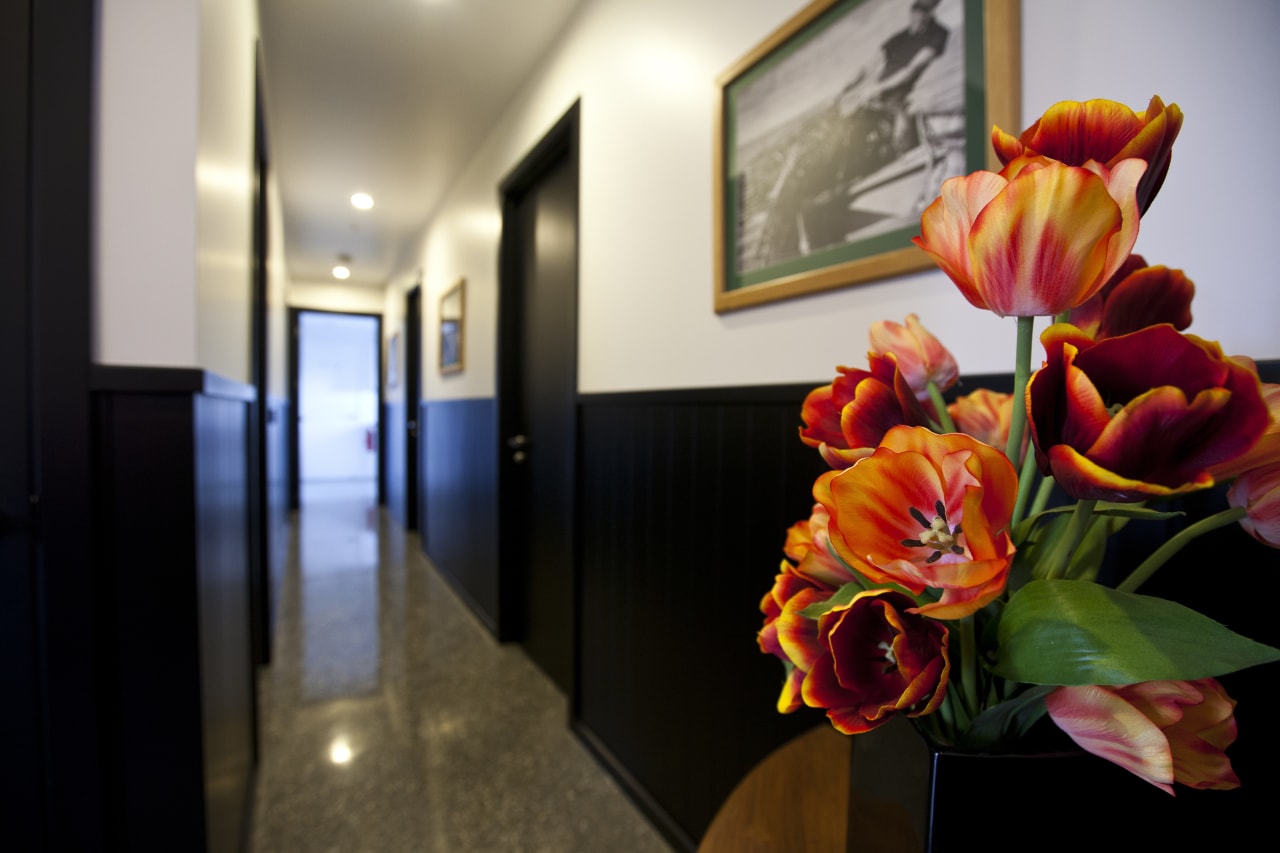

{"left": 698, "top": 724, "right": 851, "bottom": 853}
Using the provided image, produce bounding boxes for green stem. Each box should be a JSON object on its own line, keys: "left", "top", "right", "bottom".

{"left": 1045, "top": 499, "right": 1097, "bottom": 580}
{"left": 1029, "top": 471, "right": 1056, "bottom": 517}
{"left": 1117, "top": 507, "right": 1248, "bottom": 593}
{"left": 927, "top": 380, "right": 957, "bottom": 434}
{"left": 1011, "top": 446, "right": 1038, "bottom": 527}
{"left": 1005, "top": 316, "right": 1035, "bottom": 465}
{"left": 1053, "top": 311, "right": 1070, "bottom": 325}
{"left": 956, "top": 616, "right": 979, "bottom": 721}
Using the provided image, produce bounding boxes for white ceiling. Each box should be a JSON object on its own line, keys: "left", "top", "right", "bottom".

{"left": 257, "top": 0, "right": 587, "bottom": 289}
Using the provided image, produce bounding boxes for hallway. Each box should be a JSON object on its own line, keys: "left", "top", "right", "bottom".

{"left": 250, "top": 481, "right": 675, "bottom": 852}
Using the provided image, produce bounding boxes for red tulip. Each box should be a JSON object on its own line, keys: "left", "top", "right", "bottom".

{"left": 1026, "top": 324, "right": 1271, "bottom": 502}
{"left": 1209, "top": 376, "right": 1280, "bottom": 481}
{"left": 993, "top": 95, "right": 1183, "bottom": 214}
{"left": 1068, "top": 254, "right": 1194, "bottom": 340}
{"left": 913, "top": 155, "right": 1145, "bottom": 318}
{"left": 799, "top": 354, "right": 933, "bottom": 469}
{"left": 801, "top": 588, "right": 950, "bottom": 734}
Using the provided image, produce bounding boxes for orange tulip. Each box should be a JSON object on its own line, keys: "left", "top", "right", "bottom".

{"left": 867, "top": 314, "right": 959, "bottom": 402}
{"left": 799, "top": 354, "right": 933, "bottom": 469}
{"left": 993, "top": 95, "right": 1183, "bottom": 214}
{"left": 913, "top": 155, "right": 1145, "bottom": 318}
{"left": 948, "top": 388, "right": 1015, "bottom": 450}
{"left": 783, "top": 503, "right": 859, "bottom": 588}
{"left": 815, "top": 426, "right": 1018, "bottom": 620}
{"left": 758, "top": 567, "right": 829, "bottom": 713}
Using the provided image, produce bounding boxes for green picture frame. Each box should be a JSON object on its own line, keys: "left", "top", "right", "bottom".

{"left": 713, "top": 0, "right": 1020, "bottom": 312}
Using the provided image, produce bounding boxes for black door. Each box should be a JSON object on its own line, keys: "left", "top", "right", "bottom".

{"left": 2, "top": 0, "right": 100, "bottom": 846}
{"left": 497, "top": 103, "right": 580, "bottom": 693}
{"left": 405, "top": 285, "right": 422, "bottom": 532}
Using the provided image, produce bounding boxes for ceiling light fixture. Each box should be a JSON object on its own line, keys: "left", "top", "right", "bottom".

{"left": 350, "top": 192, "right": 374, "bottom": 210}
{"left": 333, "top": 253, "right": 352, "bottom": 280}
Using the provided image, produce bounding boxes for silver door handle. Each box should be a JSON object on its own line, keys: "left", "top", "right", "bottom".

{"left": 507, "top": 434, "right": 528, "bottom": 449}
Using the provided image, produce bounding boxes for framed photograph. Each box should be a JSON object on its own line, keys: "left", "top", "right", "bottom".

{"left": 439, "top": 278, "right": 465, "bottom": 375}
{"left": 714, "top": 0, "right": 1020, "bottom": 312}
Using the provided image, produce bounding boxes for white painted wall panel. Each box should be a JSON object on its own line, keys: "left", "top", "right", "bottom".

{"left": 402, "top": 0, "right": 1280, "bottom": 399}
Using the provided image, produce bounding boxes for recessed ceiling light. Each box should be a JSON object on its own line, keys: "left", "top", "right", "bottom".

{"left": 351, "top": 192, "right": 374, "bottom": 210}
{"left": 333, "top": 253, "right": 353, "bottom": 280}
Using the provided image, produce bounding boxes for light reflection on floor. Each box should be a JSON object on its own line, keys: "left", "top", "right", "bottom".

{"left": 250, "top": 480, "right": 674, "bottom": 852}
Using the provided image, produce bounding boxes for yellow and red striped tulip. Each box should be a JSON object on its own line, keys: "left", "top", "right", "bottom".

{"left": 913, "top": 155, "right": 1145, "bottom": 318}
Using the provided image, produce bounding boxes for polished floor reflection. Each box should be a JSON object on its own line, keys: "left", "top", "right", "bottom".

{"left": 250, "top": 480, "right": 674, "bottom": 852}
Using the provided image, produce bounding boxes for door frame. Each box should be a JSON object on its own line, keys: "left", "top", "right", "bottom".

{"left": 287, "top": 308, "right": 384, "bottom": 507}
{"left": 405, "top": 284, "right": 422, "bottom": 532}
{"left": 495, "top": 101, "right": 581, "bottom": 644}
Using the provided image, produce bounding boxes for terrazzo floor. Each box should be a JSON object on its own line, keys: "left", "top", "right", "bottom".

{"left": 249, "top": 480, "right": 676, "bottom": 853}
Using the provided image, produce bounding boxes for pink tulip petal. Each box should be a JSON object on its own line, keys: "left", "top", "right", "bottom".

{"left": 1046, "top": 685, "right": 1175, "bottom": 795}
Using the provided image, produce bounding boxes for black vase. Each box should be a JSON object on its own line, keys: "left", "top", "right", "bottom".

{"left": 847, "top": 714, "right": 1257, "bottom": 853}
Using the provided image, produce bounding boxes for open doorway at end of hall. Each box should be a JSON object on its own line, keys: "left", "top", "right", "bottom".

{"left": 288, "top": 309, "right": 385, "bottom": 510}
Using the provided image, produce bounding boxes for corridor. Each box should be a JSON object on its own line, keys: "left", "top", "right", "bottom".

{"left": 249, "top": 481, "right": 675, "bottom": 852}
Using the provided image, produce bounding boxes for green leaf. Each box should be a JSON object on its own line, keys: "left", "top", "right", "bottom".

{"left": 799, "top": 581, "right": 862, "bottom": 619}
{"left": 1015, "top": 504, "right": 1182, "bottom": 540}
{"left": 960, "top": 686, "right": 1054, "bottom": 750}
{"left": 993, "top": 579, "right": 1280, "bottom": 685}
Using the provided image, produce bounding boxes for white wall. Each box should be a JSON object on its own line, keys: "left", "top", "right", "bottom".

{"left": 266, "top": 172, "right": 291, "bottom": 401}
{"left": 288, "top": 281, "right": 388, "bottom": 316}
{"left": 402, "top": 0, "right": 1280, "bottom": 400}
{"left": 195, "top": 0, "right": 258, "bottom": 383}
{"left": 95, "top": 0, "right": 200, "bottom": 368}
{"left": 95, "top": 0, "right": 259, "bottom": 383}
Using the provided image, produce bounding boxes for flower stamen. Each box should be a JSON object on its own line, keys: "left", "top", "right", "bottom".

{"left": 901, "top": 500, "right": 965, "bottom": 562}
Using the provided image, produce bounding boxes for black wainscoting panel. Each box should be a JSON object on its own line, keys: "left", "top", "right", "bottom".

{"left": 92, "top": 367, "right": 256, "bottom": 853}
{"left": 194, "top": 394, "right": 257, "bottom": 853}
{"left": 576, "top": 386, "right": 832, "bottom": 851}
{"left": 266, "top": 396, "right": 291, "bottom": 643}
{"left": 385, "top": 398, "right": 407, "bottom": 526}
{"left": 424, "top": 397, "right": 500, "bottom": 634}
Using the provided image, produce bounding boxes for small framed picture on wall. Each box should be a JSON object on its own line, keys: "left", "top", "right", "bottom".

{"left": 439, "top": 278, "right": 465, "bottom": 375}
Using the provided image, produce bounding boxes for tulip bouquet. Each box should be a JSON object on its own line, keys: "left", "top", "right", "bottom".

{"left": 758, "top": 96, "right": 1280, "bottom": 795}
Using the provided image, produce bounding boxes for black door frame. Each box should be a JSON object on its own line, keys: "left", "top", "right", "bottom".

{"left": 405, "top": 284, "right": 422, "bottom": 532}
{"left": 287, "top": 308, "right": 385, "bottom": 508}
{"left": 495, "top": 101, "right": 581, "bottom": 647}
{"left": 249, "top": 44, "right": 270, "bottom": 671}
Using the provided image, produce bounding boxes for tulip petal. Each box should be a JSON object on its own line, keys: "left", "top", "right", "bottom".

{"left": 968, "top": 164, "right": 1123, "bottom": 316}
{"left": 1024, "top": 99, "right": 1145, "bottom": 167}
{"left": 1046, "top": 685, "right": 1175, "bottom": 795}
